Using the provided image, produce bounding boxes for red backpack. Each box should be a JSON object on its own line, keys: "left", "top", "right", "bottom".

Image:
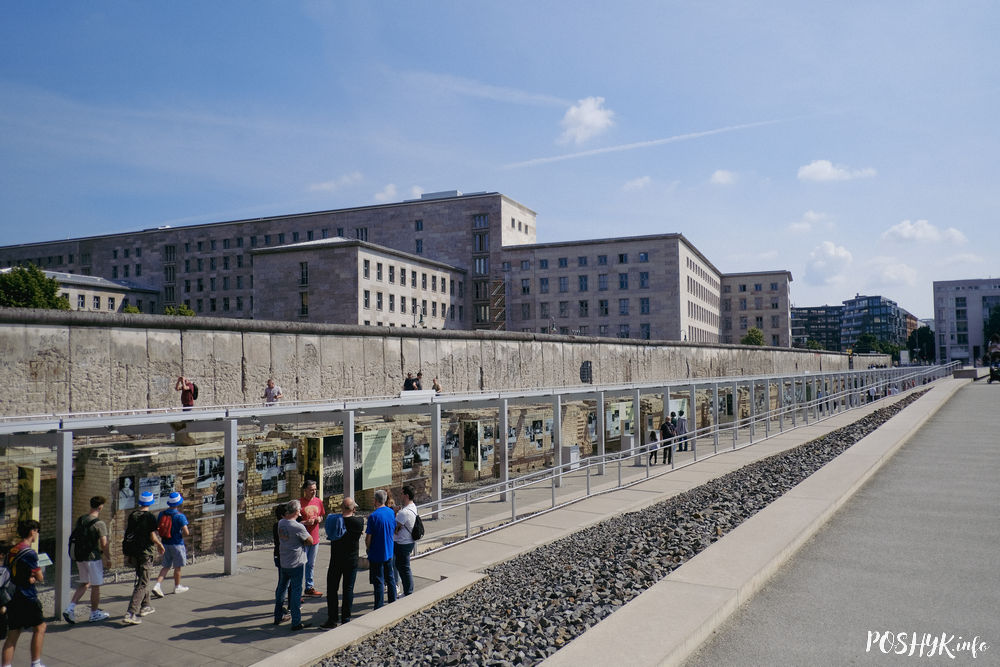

{"left": 157, "top": 512, "right": 173, "bottom": 539}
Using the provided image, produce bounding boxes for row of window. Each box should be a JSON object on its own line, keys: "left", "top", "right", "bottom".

{"left": 183, "top": 275, "right": 248, "bottom": 293}
{"left": 361, "top": 290, "right": 459, "bottom": 321}
{"left": 361, "top": 259, "right": 461, "bottom": 296}
{"left": 523, "top": 272, "right": 653, "bottom": 295}
{"left": 686, "top": 276, "right": 719, "bottom": 308}
{"left": 723, "top": 281, "right": 781, "bottom": 293}
{"left": 506, "top": 252, "right": 650, "bottom": 272}
{"left": 178, "top": 255, "right": 246, "bottom": 273}
{"left": 183, "top": 296, "right": 247, "bottom": 313}
{"left": 520, "top": 323, "right": 652, "bottom": 340}
{"left": 687, "top": 301, "right": 719, "bottom": 328}
{"left": 686, "top": 257, "right": 720, "bottom": 290}
{"left": 525, "top": 297, "right": 653, "bottom": 320}
{"left": 722, "top": 315, "right": 782, "bottom": 330}
{"left": 722, "top": 297, "right": 782, "bottom": 311}
{"left": 111, "top": 248, "right": 142, "bottom": 260}
{"left": 509, "top": 217, "right": 532, "bottom": 235}
{"left": 111, "top": 264, "right": 142, "bottom": 279}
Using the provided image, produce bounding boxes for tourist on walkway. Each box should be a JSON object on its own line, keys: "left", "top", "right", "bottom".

{"left": 2, "top": 520, "right": 46, "bottom": 667}
{"left": 275, "top": 500, "right": 312, "bottom": 631}
{"left": 365, "top": 490, "right": 396, "bottom": 610}
{"left": 64, "top": 496, "right": 112, "bottom": 624}
{"left": 123, "top": 491, "right": 164, "bottom": 625}
{"left": 152, "top": 492, "right": 190, "bottom": 598}
{"left": 676, "top": 410, "right": 689, "bottom": 451}
{"left": 659, "top": 418, "right": 675, "bottom": 464}
{"left": 298, "top": 480, "right": 325, "bottom": 597}
{"left": 175, "top": 375, "right": 196, "bottom": 410}
{"left": 393, "top": 485, "right": 418, "bottom": 597}
{"left": 321, "top": 497, "right": 364, "bottom": 629}
{"left": 262, "top": 379, "right": 283, "bottom": 405}
{"left": 403, "top": 373, "right": 416, "bottom": 391}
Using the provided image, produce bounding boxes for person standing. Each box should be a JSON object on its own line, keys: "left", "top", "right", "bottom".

{"left": 402, "top": 373, "right": 415, "bottom": 391}
{"left": 123, "top": 491, "right": 165, "bottom": 625}
{"left": 2, "top": 521, "right": 46, "bottom": 667}
{"left": 432, "top": 377, "right": 442, "bottom": 393}
{"left": 63, "top": 496, "right": 112, "bottom": 624}
{"left": 659, "top": 418, "right": 675, "bottom": 465}
{"left": 413, "top": 372, "right": 424, "bottom": 390}
{"left": 275, "top": 500, "right": 312, "bottom": 631}
{"left": 175, "top": 375, "right": 195, "bottom": 410}
{"left": 676, "top": 410, "right": 689, "bottom": 451}
{"left": 321, "top": 497, "right": 364, "bottom": 628}
{"left": 393, "top": 486, "right": 418, "bottom": 597}
{"left": 298, "top": 480, "right": 325, "bottom": 597}
{"left": 262, "top": 379, "right": 283, "bottom": 405}
{"left": 365, "top": 490, "right": 396, "bottom": 610}
{"left": 152, "top": 492, "right": 190, "bottom": 598}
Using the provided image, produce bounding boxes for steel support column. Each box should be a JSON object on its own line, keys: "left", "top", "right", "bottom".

{"left": 223, "top": 418, "right": 238, "bottom": 575}
{"left": 498, "top": 398, "right": 509, "bottom": 501}
{"left": 55, "top": 430, "right": 72, "bottom": 616}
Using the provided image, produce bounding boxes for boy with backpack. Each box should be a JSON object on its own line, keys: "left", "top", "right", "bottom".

{"left": 122, "top": 491, "right": 164, "bottom": 625}
{"left": 63, "top": 496, "right": 112, "bottom": 624}
{"left": 152, "top": 492, "right": 190, "bottom": 597}
{"left": 2, "top": 520, "right": 46, "bottom": 667}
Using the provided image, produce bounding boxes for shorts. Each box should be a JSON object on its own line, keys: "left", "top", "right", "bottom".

{"left": 76, "top": 559, "right": 105, "bottom": 586}
{"left": 163, "top": 543, "right": 187, "bottom": 569}
{"left": 6, "top": 596, "right": 44, "bottom": 630}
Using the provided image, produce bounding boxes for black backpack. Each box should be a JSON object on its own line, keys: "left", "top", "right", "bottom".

{"left": 121, "top": 510, "right": 146, "bottom": 559}
{"left": 68, "top": 516, "right": 101, "bottom": 562}
{"left": 0, "top": 550, "right": 27, "bottom": 606}
{"left": 191, "top": 382, "right": 199, "bottom": 400}
{"left": 411, "top": 513, "right": 425, "bottom": 541}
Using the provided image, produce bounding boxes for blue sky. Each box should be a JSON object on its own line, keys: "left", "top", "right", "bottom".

{"left": 2, "top": 2, "right": 998, "bottom": 319}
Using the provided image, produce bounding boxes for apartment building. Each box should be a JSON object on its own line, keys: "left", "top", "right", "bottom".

{"left": 791, "top": 305, "right": 845, "bottom": 351}
{"left": 720, "top": 271, "right": 793, "bottom": 347}
{"left": 840, "top": 294, "right": 908, "bottom": 352}
{"left": 932, "top": 278, "right": 1000, "bottom": 363}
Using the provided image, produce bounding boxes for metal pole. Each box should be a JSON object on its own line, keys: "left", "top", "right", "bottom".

{"left": 343, "top": 410, "right": 356, "bottom": 500}
{"left": 596, "top": 391, "right": 606, "bottom": 475}
{"left": 552, "top": 394, "right": 563, "bottom": 489}
{"left": 687, "top": 383, "right": 696, "bottom": 455}
{"left": 732, "top": 380, "right": 739, "bottom": 447}
{"left": 499, "top": 398, "right": 509, "bottom": 502}
{"left": 223, "top": 418, "right": 238, "bottom": 575}
{"left": 430, "top": 404, "right": 441, "bottom": 517}
{"left": 55, "top": 430, "right": 72, "bottom": 617}
{"left": 712, "top": 382, "right": 719, "bottom": 453}
{"left": 749, "top": 380, "right": 756, "bottom": 443}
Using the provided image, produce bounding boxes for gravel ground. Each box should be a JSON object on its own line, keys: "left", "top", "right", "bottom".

{"left": 325, "top": 393, "right": 926, "bottom": 667}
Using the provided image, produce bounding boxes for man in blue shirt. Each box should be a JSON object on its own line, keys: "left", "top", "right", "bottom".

{"left": 365, "top": 489, "right": 396, "bottom": 610}
{"left": 2, "top": 520, "right": 46, "bottom": 667}
{"left": 152, "top": 492, "right": 191, "bottom": 597}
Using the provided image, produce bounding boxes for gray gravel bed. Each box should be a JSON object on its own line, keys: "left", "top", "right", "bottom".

{"left": 324, "top": 393, "right": 926, "bottom": 667}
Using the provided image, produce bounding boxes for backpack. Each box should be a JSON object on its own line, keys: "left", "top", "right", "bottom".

{"left": 0, "top": 550, "right": 27, "bottom": 606}
{"left": 68, "top": 515, "right": 100, "bottom": 562}
{"left": 121, "top": 510, "right": 146, "bottom": 558}
{"left": 410, "top": 512, "right": 425, "bottom": 541}
{"left": 157, "top": 511, "right": 173, "bottom": 539}
{"left": 325, "top": 513, "right": 345, "bottom": 541}
{"left": 191, "top": 382, "right": 199, "bottom": 400}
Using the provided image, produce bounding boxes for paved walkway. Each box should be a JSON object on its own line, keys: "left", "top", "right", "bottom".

{"left": 683, "top": 379, "right": 999, "bottom": 666}
{"left": 34, "top": 381, "right": 957, "bottom": 666}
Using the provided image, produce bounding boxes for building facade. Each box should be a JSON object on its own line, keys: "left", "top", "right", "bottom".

{"left": 1, "top": 190, "right": 795, "bottom": 344}
{"left": 932, "top": 278, "right": 1000, "bottom": 363}
{"left": 840, "top": 294, "right": 908, "bottom": 352}
{"left": 791, "top": 305, "right": 844, "bottom": 351}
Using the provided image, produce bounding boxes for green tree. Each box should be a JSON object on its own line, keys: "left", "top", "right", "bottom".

{"left": 0, "top": 265, "right": 70, "bottom": 310}
{"left": 122, "top": 304, "right": 141, "bottom": 314}
{"left": 853, "top": 332, "right": 879, "bottom": 353}
{"left": 907, "top": 325, "right": 935, "bottom": 362}
{"left": 740, "top": 327, "right": 764, "bottom": 345}
{"left": 164, "top": 304, "right": 195, "bottom": 316}
{"left": 984, "top": 306, "right": 1000, "bottom": 347}
{"left": 805, "top": 339, "right": 824, "bottom": 350}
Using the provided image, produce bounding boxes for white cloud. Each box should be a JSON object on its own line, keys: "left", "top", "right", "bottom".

{"left": 804, "top": 241, "right": 853, "bottom": 286}
{"left": 400, "top": 71, "right": 569, "bottom": 107}
{"left": 622, "top": 176, "right": 651, "bottom": 191}
{"left": 559, "top": 97, "right": 615, "bottom": 145}
{"left": 787, "top": 209, "right": 829, "bottom": 234}
{"left": 880, "top": 219, "right": 967, "bottom": 244}
{"left": 939, "top": 252, "right": 985, "bottom": 265}
{"left": 710, "top": 169, "right": 736, "bottom": 185}
{"left": 373, "top": 184, "right": 398, "bottom": 203}
{"left": 409, "top": 186, "right": 424, "bottom": 199}
{"left": 797, "top": 159, "right": 876, "bottom": 182}
{"left": 307, "top": 171, "right": 363, "bottom": 193}
{"left": 866, "top": 257, "right": 918, "bottom": 287}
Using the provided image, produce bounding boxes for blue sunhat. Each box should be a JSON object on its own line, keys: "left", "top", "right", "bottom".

{"left": 138, "top": 491, "right": 155, "bottom": 506}
{"left": 167, "top": 492, "right": 183, "bottom": 506}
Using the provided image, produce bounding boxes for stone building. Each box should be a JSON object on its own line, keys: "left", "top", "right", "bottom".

{"left": 720, "top": 271, "right": 793, "bottom": 347}
{"left": 933, "top": 278, "right": 1000, "bottom": 363}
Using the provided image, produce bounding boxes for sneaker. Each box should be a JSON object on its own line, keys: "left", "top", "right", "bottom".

{"left": 123, "top": 613, "right": 142, "bottom": 625}
{"left": 290, "top": 622, "right": 311, "bottom": 631}
{"left": 174, "top": 584, "right": 189, "bottom": 593}
{"left": 139, "top": 606, "right": 156, "bottom": 617}
{"left": 304, "top": 588, "right": 323, "bottom": 597}
{"left": 151, "top": 584, "right": 165, "bottom": 599}
{"left": 63, "top": 608, "right": 76, "bottom": 624}
{"left": 89, "top": 609, "right": 110, "bottom": 622}
{"left": 320, "top": 619, "right": 337, "bottom": 629}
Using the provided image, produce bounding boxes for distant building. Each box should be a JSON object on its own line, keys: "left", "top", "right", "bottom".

{"left": 840, "top": 294, "right": 908, "bottom": 352}
{"left": 720, "top": 271, "right": 793, "bottom": 347}
{"left": 791, "top": 305, "right": 844, "bottom": 351}
{"left": 932, "top": 278, "right": 1000, "bottom": 363}
{"left": 0, "top": 268, "right": 159, "bottom": 314}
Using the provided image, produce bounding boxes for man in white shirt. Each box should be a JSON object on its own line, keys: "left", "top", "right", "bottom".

{"left": 392, "top": 485, "right": 418, "bottom": 597}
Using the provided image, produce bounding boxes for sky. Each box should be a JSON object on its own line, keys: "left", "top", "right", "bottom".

{"left": 2, "top": 2, "right": 998, "bottom": 319}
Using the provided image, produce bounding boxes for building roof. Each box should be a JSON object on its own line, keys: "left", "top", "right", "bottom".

{"left": 250, "top": 237, "right": 467, "bottom": 273}
{"left": 1, "top": 267, "right": 158, "bottom": 293}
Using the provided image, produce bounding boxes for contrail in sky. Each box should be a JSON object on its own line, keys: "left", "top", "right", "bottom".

{"left": 503, "top": 118, "right": 785, "bottom": 169}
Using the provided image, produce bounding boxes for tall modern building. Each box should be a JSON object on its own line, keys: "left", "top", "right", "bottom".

{"left": 840, "top": 294, "right": 908, "bottom": 352}
{"left": 0, "top": 190, "right": 793, "bottom": 344}
{"left": 791, "top": 305, "right": 844, "bottom": 351}
{"left": 932, "top": 278, "right": 1000, "bottom": 363}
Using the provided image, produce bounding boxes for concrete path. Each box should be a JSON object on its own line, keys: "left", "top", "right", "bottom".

{"left": 34, "top": 380, "right": 958, "bottom": 666}
{"left": 683, "top": 379, "right": 999, "bottom": 666}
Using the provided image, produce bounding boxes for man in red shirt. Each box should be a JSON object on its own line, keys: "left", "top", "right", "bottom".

{"left": 298, "top": 480, "right": 325, "bottom": 597}
{"left": 175, "top": 375, "right": 195, "bottom": 410}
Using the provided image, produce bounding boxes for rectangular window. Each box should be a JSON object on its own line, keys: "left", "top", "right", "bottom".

{"left": 223, "top": 256, "right": 230, "bottom": 270}
{"left": 376, "top": 263, "right": 383, "bottom": 281}
{"left": 237, "top": 255, "right": 243, "bottom": 268}
{"left": 618, "top": 324, "right": 630, "bottom": 338}
{"left": 400, "top": 296, "right": 406, "bottom": 314}
{"left": 640, "top": 323, "right": 651, "bottom": 339}
{"left": 112, "top": 266, "right": 118, "bottom": 279}
{"left": 521, "top": 278, "right": 530, "bottom": 295}
{"left": 197, "top": 278, "right": 204, "bottom": 291}
{"left": 307, "top": 230, "right": 314, "bottom": 241}
{"left": 755, "top": 316, "right": 764, "bottom": 328}
{"left": 771, "top": 315, "right": 780, "bottom": 328}
{"left": 521, "top": 303, "right": 531, "bottom": 320}
{"left": 539, "top": 259, "right": 549, "bottom": 269}
{"left": 422, "top": 273, "right": 428, "bottom": 289}
{"left": 599, "top": 299, "right": 609, "bottom": 316}
{"left": 640, "top": 297, "right": 650, "bottom": 314}
{"left": 388, "top": 266, "right": 395, "bottom": 283}
{"left": 579, "top": 275, "right": 588, "bottom": 292}
{"left": 639, "top": 252, "right": 649, "bottom": 263}
{"left": 300, "top": 262, "right": 308, "bottom": 285}
{"left": 578, "top": 256, "right": 588, "bottom": 266}
{"left": 376, "top": 292, "right": 383, "bottom": 310}
{"left": 432, "top": 275, "right": 437, "bottom": 291}
{"left": 558, "top": 257, "right": 568, "bottom": 268}
{"left": 473, "top": 214, "right": 489, "bottom": 228}
{"left": 400, "top": 268, "right": 407, "bottom": 286}
{"left": 619, "top": 298, "right": 629, "bottom": 315}
{"left": 93, "top": 296, "right": 100, "bottom": 309}
{"left": 196, "top": 298, "right": 203, "bottom": 312}
{"left": 415, "top": 219, "right": 423, "bottom": 231}
{"left": 389, "top": 294, "right": 395, "bottom": 312}
{"left": 598, "top": 255, "right": 608, "bottom": 265}
{"left": 618, "top": 253, "right": 628, "bottom": 264}
{"left": 431, "top": 302, "right": 437, "bottom": 317}
{"left": 559, "top": 276, "right": 568, "bottom": 292}
{"left": 639, "top": 271, "right": 649, "bottom": 288}
{"left": 236, "top": 296, "right": 243, "bottom": 310}
{"left": 770, "top": 282, "right": 779, "bottom": 291}
{"left": 754, "top": 283, "right": 762, "bottom": 292}
{"left": 108, "top": 297, "right": 115, "bottom": 311}
{"left": 363, "top": 290, "right": 370, "bottom": 309}
{"left": 222, "top": 277, "right": 230, "bottom": 290}
{"left": 223, "top": 297, "right": 230, "bottom": 311}
{"left": 559, "top": 301, "right": 569, "bottom": 317}
{"left": 262, "top": 236, "right": 269, "bottom": 247}
{"left": 579, "top": 300, "right": 589, "bottom": 317}
{"left": 599, "top": 274, "right": 608, "bottom": 291}
{"left": 599, "top": 324, "right": 609, "bottom": 336}
{"left": 520, "top": 260, "right": 530, "bottom": 270}
{"left": 618, "top": 273, "right": 628, "bottom": 289}
{"left": 236, "top": 276, "right": 243, "bottom": 289}
{"left": 474, "top": 257, "right": 488, "bottom": 275}
{"left": 415, "top": 239, "right": 423, "bottom": 254}
{"left": 77, "top": 295, "right": 85, "bottom": 309}
{"left": 363, "top": 259, "right": 370, "bottom": 279}
{"left": 236, "top": 237, "right": 243, "bottom": 248}
{"left": 540, "top": 277, "right": 549, "bottom": 293}
{"left": 473, "top": 232, "right": 489, "bottom": 252}
{"left": 355, "top": 227, "right": 368, "bottom": 241}
{"left": 540, "top": 302, "right": 549, "bottom": 318}
{"left": 739, "top": 284, "right": 747, "bottom": 292}
{"left": 299, "top": 292, "right": 308, "bottom": 316}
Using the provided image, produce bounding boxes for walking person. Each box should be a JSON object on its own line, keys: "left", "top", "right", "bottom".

{"left": 63, "top": 496, "right": 112, "bottom": 624}
{"left": 365, "top": 490, "right": 396, "bottom": 610}
{"left": 152, "top": 492, "right": 190, "bottom": 598}
{"left": 275, "top": 500, "right": 312, "bottom": 631}
{"left": 2, "top": 520, "right": 46, "bottom": 667}
{"left": 393, "top": 486, "right": 419, "bottom": 597}
{"left": 298, "top": 480, "right": 325, "bottom": 598}
{"left": 321, "top": 497, "right": 364, "bottom": 629}
{"left": 261, "top": 378, "right": 283, "bottom": 405}
{"left": 659, "top": 418, "right": 675, "bottom": 465}
{"left": 123, "top": 491, "right": 165, "bottom": 625}
{"left": 676, "top": 410, "right": 689, "bottom": 451}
